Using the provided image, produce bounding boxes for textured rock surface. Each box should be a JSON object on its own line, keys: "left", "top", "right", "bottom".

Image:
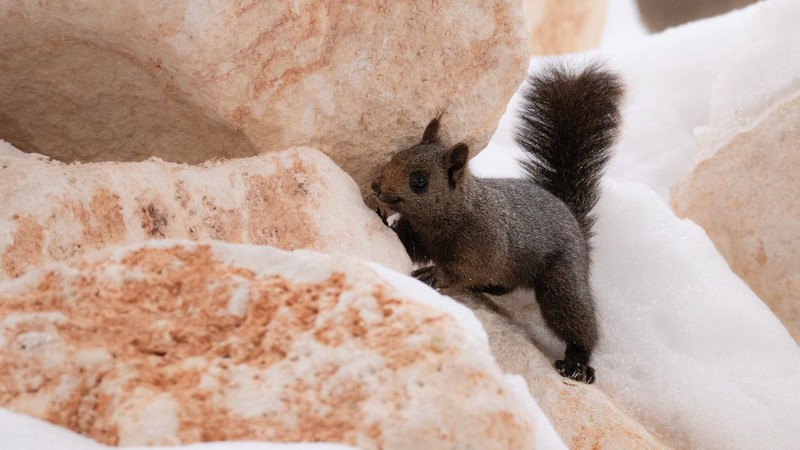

{"left": 0, "top": 240, "right": 537, "bottom": 448}
{"left": 0, "top": 143, "right": 411, "bottom": 281}
{"left": 523, "top": 0, "right": 608, "bottom": 55}
{"left": 0, "top": 1, "right": 528, "bottom": 188}
{"left": 672, "top": 91, "right": 800, "bottom": 343}
{"left": 636, "top": 0, "right": 757, "bottom": 32}
{"left": 451, "top": 291, "right": 671, "bottom": 450}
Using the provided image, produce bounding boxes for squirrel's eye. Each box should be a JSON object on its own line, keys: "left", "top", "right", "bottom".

{"left": 409, "top": 172, "right": 428, "bottom": 193}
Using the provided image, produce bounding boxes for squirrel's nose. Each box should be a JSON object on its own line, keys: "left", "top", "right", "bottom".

{"left": 371, "top": 179, "right": 381, "bottom": 195}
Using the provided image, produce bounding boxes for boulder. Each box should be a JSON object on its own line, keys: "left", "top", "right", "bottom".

{"left": 0, "top": 1, "right": 529, "bottom": 188}
{"left": 671, "top": 91, "right": 800, "bottom": 342}
{"left": 0, "top": 143, "right": 411, "bottom": 281}
{"left": 522, "top": 0, "right": 608, "bottom": 55}
{"left": 0, "top": 240, "right": 537, "bottom": 448}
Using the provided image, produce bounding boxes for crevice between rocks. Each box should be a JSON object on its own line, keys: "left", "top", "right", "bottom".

{"left": 0, "top": 40, "right": 258, "bottom": 164}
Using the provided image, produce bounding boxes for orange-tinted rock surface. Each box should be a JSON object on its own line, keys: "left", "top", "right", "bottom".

{"left": 0, "top": 240, "right": 537, "bottom": 448}
{"left": 0, "top": 145, "right": 411, "bottom": 281}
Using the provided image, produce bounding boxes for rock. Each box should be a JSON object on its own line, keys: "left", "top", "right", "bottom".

{"left": 671, "top": 91, "right": 800, "bottom": 343}
{"left": 0, "top": 240, "right": 537, "bottom": 448}
{"left": 636, "top": 0, "right": 757, "bottom": 32}
{"left": 0, "top": 1, "right": 528, "bottom": 188}
{"left": 451, "top": 291, "right": 671, "bottom": 450}
{"left": 523, "top": 0, "right": 609, "bottom": 55}
{"left": 0, "top": 143, "right": 411, "bottom": 281}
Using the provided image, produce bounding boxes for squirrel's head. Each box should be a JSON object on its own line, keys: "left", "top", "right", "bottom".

{"left": 371, "top": 116, "right": 470, "bottom": 222}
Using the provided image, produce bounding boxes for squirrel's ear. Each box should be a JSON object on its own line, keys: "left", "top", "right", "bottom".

{"left": 421, "top": 117, "right": 441, "bottom": 143}
{"left": 443, "top": 142, "right": 469, "bottom": 188}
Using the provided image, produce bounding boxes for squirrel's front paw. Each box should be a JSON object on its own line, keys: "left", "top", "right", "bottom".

{"left": 554, "top": 360, "right": 596, "bottom": 384}
{"left": 375, "top": 207, "right": 389, "bottom": 226}
{"left": 411, "top": 266, "right": 438, "bottom": 289}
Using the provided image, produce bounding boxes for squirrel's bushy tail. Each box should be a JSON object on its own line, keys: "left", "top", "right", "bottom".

{"left": 515, "top": 63, "right": 624, "bottom": 240}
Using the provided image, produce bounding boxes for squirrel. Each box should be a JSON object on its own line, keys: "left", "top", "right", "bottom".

{"left": 370, "top": 63, "right": 623, "bottom": 384}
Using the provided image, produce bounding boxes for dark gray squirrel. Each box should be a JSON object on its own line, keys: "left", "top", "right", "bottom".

{"left": 370, "top": 63, "right": 623, "bottom": 384}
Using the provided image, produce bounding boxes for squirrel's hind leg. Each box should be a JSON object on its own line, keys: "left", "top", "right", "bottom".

{"left": 533, "top": 252, "right": 599, "bottom": 384}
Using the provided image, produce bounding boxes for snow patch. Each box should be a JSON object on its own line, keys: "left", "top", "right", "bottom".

{"left": 592, "top": 180, "right": 800, "bottom": 448}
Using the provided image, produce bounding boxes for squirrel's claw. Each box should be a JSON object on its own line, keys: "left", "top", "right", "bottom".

{"left": 554, "top": 360, "right": 596, "bottom": 384}
{"left": 375, "top": 207, "right": 389, "bottom": 226}
{"left": 411, "top": 266, "right": 438, "bottom": 289}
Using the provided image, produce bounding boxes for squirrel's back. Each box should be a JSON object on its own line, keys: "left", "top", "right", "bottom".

{"left": 514, "top": 64, "right": 623, "bottom": 240}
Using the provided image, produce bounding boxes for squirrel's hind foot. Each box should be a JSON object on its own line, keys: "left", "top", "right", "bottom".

{"left": 555, "top": 360, "right": 596, "bottom": 384}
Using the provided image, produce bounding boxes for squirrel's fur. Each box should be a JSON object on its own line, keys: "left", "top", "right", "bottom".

{"left": 371, "top": 64, "right": 623, "bottom": 383}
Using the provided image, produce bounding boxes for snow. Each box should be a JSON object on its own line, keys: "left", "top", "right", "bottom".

{"left": 592, "top": 180, "right": 800, "bottom": 448}
{"left": 473, "top": 0, "right": 800, "bottom": 448}
{"left": 600, "top": 0, "right": 648, "bottom": 50}
{"left": 0, "top": 409, "right": 357, "bottom": 450}
{"left": 475, "top": 0, "right": 800, "bottom": 201}
{"left": 698, "top": 0, "right": 800, "bottom": 154}
{"left": 486, "top": 182, "right": 800, "bottom": 449}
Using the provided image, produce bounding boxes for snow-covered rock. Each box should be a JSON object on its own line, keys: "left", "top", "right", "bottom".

{"left": 591, "top": 180, "right": 800, "bottom": 449}
{"left": 453, "top": 180, "right": 800, "bottom": 449}
{"left": 665, "top": 0, "right": 800, "bottom": 342}
{"left": 471, "top": 5, "right": 800, "bottom": 441}
{"left": 672, "top": 91, "right": 800, "bottom": 343}
{"left": 0, "top": 240, "right": 538, "bottom": 448}
{"left": 474, "top": 3, "right": 755, "bottom": 186}
{"left": 523, "top": 0, "right": 609, "bottom": 55}
{"left": 607, "top": 0, "right": 800, "bottom": 200}
{"left": 0, "top": 144, "right": 411, "bottom": 281}
{"left": 0, "top": 0, "right": 528, "bottom": 188}
{"left": 459, "top": 293, "right": 669, "bottom": 450}
{"left": 475, "top": 0, "right": 800, "bottom": 347}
